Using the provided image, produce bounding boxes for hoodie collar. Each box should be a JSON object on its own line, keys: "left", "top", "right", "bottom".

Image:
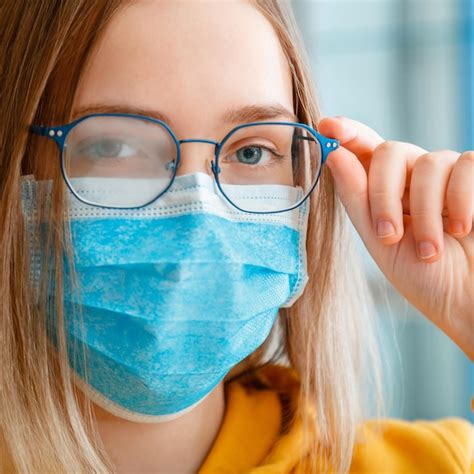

{"left": 199, "top": 365, "right": 313, "bottom": 473}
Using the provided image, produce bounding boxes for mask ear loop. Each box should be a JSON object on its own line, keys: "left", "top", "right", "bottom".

{"left": 20, "top": 175, "right": 42, "bottom": 305}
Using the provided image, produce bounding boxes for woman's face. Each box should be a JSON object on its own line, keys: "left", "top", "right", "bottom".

{"left": 73, "top": 0, "right": 295, "bottom": 182}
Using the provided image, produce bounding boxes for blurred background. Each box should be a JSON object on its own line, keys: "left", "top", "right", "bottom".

{"left": 293, "top": 0, "right": 473, "bottom": 422}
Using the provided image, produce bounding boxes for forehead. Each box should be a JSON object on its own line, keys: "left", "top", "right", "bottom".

{"left": 74, "top": 0, "right": 293, "bottom": 134}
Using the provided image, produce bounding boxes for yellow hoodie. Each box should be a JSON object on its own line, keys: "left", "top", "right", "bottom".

{"left": 199, "top": 365, "right": 474, "bottom": 473}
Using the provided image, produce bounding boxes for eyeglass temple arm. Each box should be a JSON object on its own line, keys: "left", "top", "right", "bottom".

{"left": 30, "top": 125, "right": 50, "bottom": 136}
{"left": 30, "top": 125, "right": 48, "bottom": 135}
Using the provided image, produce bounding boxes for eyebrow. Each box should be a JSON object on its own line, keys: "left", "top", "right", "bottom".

{"left": 71, "top": 103, "right": 298, "bottom": 127}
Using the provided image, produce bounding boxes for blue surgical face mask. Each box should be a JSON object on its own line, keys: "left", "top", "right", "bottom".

{"left": 21, "top": 172, "right": 309, "bottom": 422}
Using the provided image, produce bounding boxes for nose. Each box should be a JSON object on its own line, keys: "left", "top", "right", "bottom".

{"left": 176, "top": 139, "right": 219, "bottom": 177}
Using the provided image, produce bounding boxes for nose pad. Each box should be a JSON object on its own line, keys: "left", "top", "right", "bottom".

{"left": 175, "top": 143, "right": 216, "bottom": 177}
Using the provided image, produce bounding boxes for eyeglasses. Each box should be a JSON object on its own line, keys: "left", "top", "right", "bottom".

{"left": 30, "top": 113, "right": 339, "bottom": 214}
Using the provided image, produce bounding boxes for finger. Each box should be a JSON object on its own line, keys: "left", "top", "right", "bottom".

{"left": 368, "top": 141, "right": 425, "bottom": 244}
{"left": 445, "top": 150, "right": 474, "bottom": 237}
{"left": 323, "top": 142, "right": 376, "bottom": 252}
{"left": 410, "top": 150, "right": 460, "bottom": 262}
{"left": 318, "top": 116, "right": 384, "bottom": 171}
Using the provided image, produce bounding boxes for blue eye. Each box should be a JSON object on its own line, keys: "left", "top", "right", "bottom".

{"left": 236, "top": 146, "right": 262, "bottom": 164}
{"left": 232, "top": 145, "right": 284, "bottom": 166}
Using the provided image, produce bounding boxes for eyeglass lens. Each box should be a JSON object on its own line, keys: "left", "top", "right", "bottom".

{"left": 62, "top": 115, "right": 322, "bottom": 211}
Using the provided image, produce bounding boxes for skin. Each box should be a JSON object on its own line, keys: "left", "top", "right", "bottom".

{"left": 70, "top": 0, "right": 473, "bottom": 472}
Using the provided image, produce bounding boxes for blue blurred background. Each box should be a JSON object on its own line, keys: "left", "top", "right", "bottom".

{"left": 293, "top": 0, "right": 473, "bottom": 422}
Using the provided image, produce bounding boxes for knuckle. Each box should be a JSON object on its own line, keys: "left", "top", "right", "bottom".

{"left": 409, "top": 209, "right": 434, "bottom": 220}
{"left": 459, "top": 150, "right": 474, "bottom": 165}
{"left": 373, "top": 140, "right": 402, "bottom": 155}
{"left": 373, "top": 140, "right": 424, "bottom": 157}
{"left": 415, "top": 152, "right": 443, "bottom": 169}
{"left": 421, "top": 149, "right": 460, "bottom": 162}
{"left": 446, "top": 187, "right": 464, "bottom": 200}
{"left": 370, "top": 189, "right": 393, "bottom": 200}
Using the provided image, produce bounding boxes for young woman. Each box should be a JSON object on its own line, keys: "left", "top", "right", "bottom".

{"left": 0, "top": 1, "right": 472, "bottom": 473}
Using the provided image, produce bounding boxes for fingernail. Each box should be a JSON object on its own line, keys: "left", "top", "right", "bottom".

{"left": 449, "top": 220, "right": 464, "bottom": 235}
{"left": 418, "top": 241, "right": 437, "bottom": 259}
{"left": 377, "top": 220, "right": 396, "bottom": 238}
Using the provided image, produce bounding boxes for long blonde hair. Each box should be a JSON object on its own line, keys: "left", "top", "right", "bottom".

{"left": 0, "top": 1, "right": 385, "bottom": 472}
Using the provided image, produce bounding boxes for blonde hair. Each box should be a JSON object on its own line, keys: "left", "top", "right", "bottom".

{"left": 0, "top": 1, "right": 385, "bottom": 472}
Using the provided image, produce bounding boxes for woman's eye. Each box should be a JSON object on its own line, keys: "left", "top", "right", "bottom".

{"left": 232, "top": 145, "right": 284, "bottom": 165}
{"left": 77, "top": 138, "right": 137, "bottom": 159}
{"left": 237, "top": 146, "right": 262, "bottom": 164}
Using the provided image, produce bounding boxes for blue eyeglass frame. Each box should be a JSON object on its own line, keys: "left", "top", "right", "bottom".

{"left": 30, "top": 112, "right": 339, "bottom": 214}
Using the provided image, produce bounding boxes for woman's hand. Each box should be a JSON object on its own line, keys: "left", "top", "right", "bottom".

{"left": 318, "top": 116, "right": 474, "bottom": 360}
